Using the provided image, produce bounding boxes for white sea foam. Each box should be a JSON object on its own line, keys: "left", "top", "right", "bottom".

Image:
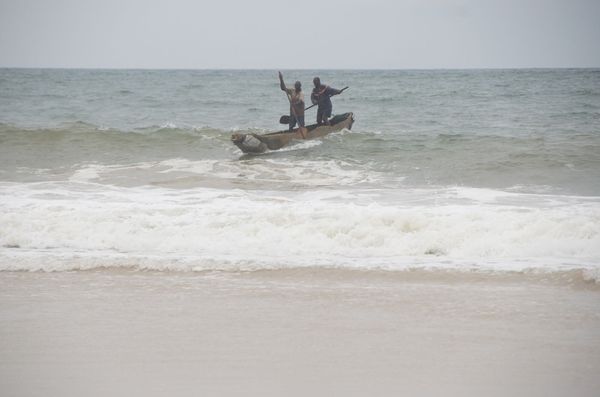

{"left": 159, "top": 122, "right": 178, "bottom": 129}
{"left": 16, "top": 167, "right": 53, "bottom": 176}
{"left": 276, "top": 139, "right": 323, "bottom": 152}
{"left": 1, "top": 182, "right": 599, "bottom": 276}
{"left": 67, "top": 158, "right": 390, "bottom": 188}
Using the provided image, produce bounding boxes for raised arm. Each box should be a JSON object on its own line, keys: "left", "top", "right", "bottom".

{"left": 278, "top": 71, "right": 287, "bottom": 91}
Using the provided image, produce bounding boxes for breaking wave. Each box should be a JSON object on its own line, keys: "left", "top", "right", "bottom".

{"left": 1, "top": 182, "right": 599, "bottom": 279}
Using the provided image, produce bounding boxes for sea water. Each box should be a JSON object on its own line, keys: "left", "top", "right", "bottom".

{"left": 1, "top": 68, "right": 599, "bottom": 279}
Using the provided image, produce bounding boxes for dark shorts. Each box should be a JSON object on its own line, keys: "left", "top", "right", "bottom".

{"left": 289, "top": 114, "right": 305, "bottom": 130}
{"left": 317, "top": 105, "right": 332, "bottom": 123}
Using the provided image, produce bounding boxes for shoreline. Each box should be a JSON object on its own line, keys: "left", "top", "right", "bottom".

{"left": 1, "top": 269, "right": 599, "bottom": 397}
{"left": 1, "top": 264, "right": 599, "bottom": 289}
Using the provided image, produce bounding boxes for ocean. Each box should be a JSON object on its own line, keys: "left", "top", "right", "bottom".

{"left": 1, "top": 68, "right": 599, "bottom": 277}
{"left": 2, "top": 68, "right": 600, "bottom": 397}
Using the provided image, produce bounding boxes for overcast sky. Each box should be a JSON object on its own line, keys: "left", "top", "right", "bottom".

{"left": 1, "top": 0, "right": 599, "bottom": 69}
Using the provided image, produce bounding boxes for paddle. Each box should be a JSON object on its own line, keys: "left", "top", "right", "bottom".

{"left": 278, "top": 71, "right": 308, "bottom": 139}
{"left": 279, "top": 86, "right": 349, "bottom": 124}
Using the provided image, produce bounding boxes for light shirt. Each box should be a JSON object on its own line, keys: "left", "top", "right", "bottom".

{"left": 285, "top": 87, "right": 305, "bottom": 116}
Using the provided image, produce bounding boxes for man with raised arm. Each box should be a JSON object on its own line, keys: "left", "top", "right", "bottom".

{"left": 278, "top": 72, "right": 306, "bottom": 138}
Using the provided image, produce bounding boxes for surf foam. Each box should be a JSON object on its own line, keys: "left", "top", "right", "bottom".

{"left": 1, "top": 182, "right": 599, "bottom": 276}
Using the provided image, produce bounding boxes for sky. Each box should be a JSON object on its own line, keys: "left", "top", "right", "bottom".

{"left": 0, "top": 0, "right": 599, "bottom": 69}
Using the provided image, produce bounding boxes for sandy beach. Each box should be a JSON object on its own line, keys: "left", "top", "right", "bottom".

{"left": 1, "top": 269, "right": 598, "bottom": 397}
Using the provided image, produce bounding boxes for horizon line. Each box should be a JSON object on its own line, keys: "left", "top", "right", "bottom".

{"left": 1, "top": 66, "right": 599, "bottom": 71}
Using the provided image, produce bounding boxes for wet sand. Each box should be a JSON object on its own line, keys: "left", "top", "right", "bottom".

{"left": 1, "top": 269, "right": 599, "bottom": 397}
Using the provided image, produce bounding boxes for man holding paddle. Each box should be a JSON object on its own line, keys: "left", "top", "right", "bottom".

{"left": 311, "top": 77, "right": 347, "bottom": 125}
{"left": 278, "top": 71, "right": 307, "bottom": 139}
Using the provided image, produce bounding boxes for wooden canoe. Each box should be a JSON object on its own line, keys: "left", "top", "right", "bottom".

{"left": 231, "top": 112, "right": 354, "bottom": 154}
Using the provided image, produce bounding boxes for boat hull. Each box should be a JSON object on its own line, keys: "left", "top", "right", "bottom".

{"left": 231, "top": 112, "right": 354, "bottom": 154}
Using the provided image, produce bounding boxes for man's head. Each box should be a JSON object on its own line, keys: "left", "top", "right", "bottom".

{"left": 294, "top": 81, "right": 302, "bottom": 92}
{"left": 313, "top": 77, "right": 321, "bottom": 88}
